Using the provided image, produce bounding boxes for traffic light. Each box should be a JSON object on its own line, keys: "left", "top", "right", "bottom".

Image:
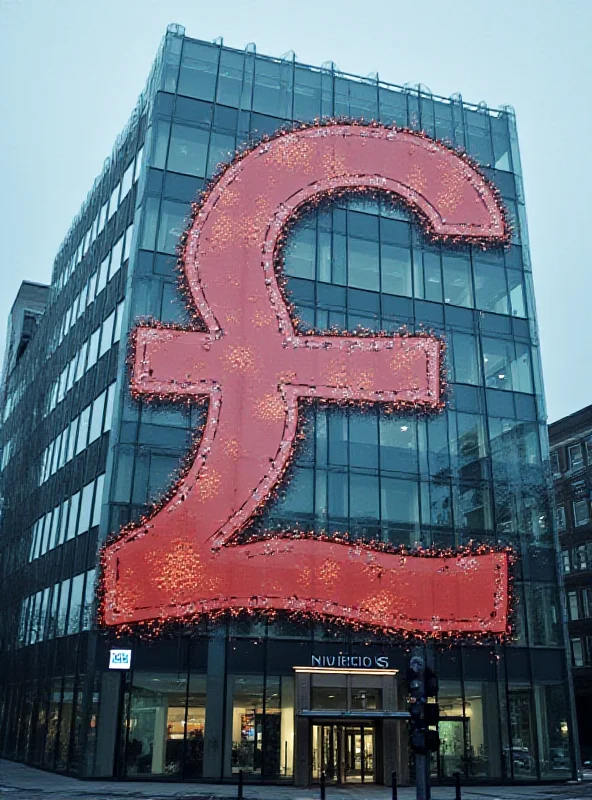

{"left": 406, "top": 658, "right": 440, "bottom": 754}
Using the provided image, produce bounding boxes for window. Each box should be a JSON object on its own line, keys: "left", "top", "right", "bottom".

{"left": 571, "top": 638, "right": 585, "bottom": 667}
{"left": 179, "top": 41, "right": 218, "bottom": 101}
{"left": 207, "top": 132, "right": 236, "bottom": 177}
{"left": 108, "top": 183, "right": 120, "bottom": 220}
{"left": 113, "top": 301, "right": 125, "bottom": 343}
{"left": 573, "top": 499, "right": 589, "bottom": 527}
{"left": 284, "top": 227, "right": 315, "bottom": 279}
{"left": 98, "top": 201, "right": 108, "bottom": 234}
{"left": 348, "top": 237, "right": 379, "bottom": 291}
{"left": 75, "top": 340, "right": 88, "bottom": 381}
{"left": 88, "top": 391, "right": 106, "bottom": 443}
{"left": 58, "top": 499, "right": 69, "bottom": 545}
{"left": 99, "top": 311, "right": 115, "bottom": 358}
{"left": 39, "top": 512, "right": 50, "bottom": 555}
{"left": 482, "top": 338, "right": 513, "bottom": 391}
{"left": 67, "top": 492, "right": 80, "bottom": 540}
{"left": 75, "top": 340, "right": 88, "bottom": 382}
{"left": 67, "top": 417, "right": 78, "bottom": 462}
{"left": 168, "top": 123, "right": 209, "bottom": 176}
{"left": 87, "top": 271, "right": 98, "bottom": 306}
{"left": 568, "top": 591, "right": 579, "bottom": 621}
{"left": 120, "top": 161, "right": 133, "bottom": 200}
{"left": 507, "top": 269, "right": 526, "bottom": 317}
{"left": 96, "top": 254, "right": 109, "bottom": 297}
{"left": 511, "top": 343, "right": 533, "bottom": 394}
{"left": 109, "top": 236, "right": 123, "bottom": 279}
{"left": 67, "top": 573, "right": 85, "bottom": 635}
{"left": 550, "top": 451, "right": 560, "bottom": 477}
{"left": 561, "top": 550, "right": 570, "bottom": 574}
{"left": 123, "top": 223, "right": 134, "bottom": 263}
{"left": 442, "top": 254, "right": 473, "bottom": 308}
{"left": 86, "top": 326, "right": 101, "bottom": 370}
{"left": 76, "top": 405, "right": 90, "bottom": 454}
{"left": 556, "top": 505, "right": 566, "bottom": 531}
{"left": 141, "top": 196, "right": 160, "bottom": 250}
{"left": 381, "top": 242, "right": 412, "bottom": 297}
{"left": 49, "top": 505, "right": 60, "bottom": 550}
{"left": 157, "top": 200, "right": 187, "bottom": 254}
{"left": 77, "top": 480, "right": 95, "bottom": 535}
{"left": 57, "top": 578, "right": 71, "bottom": 637}
{"left": 582, "top": 589, "right": 591, "bottom": 618}
{"left": 134, "top": 146, "right": 144, "bottom": 183}
{"left": 574, "top": 544, "right": 588, "bottom": 571}
{"left": 82, "top": 569, "right": 96, "bottom": 630}
{"left": 473, "top": 261, "right": 508, "bottom": 314}
{"left": 92, "top": 474, "right": 105, "bottom": 527}
{"left": 569, "top": 444, "right": 584, "bottom": 471}
{"left": 152, "top": 119, "right": 171, "bottom": 169}
{"left": 103, "top": 382, "right": 117, "bottom": 432}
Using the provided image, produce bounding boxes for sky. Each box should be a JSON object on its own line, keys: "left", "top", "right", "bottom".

{"left": 0, "top": 0, "right": 590, "bottom": 423}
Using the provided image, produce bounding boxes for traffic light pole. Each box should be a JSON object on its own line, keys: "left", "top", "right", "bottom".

{"left": 409, "top": 647, "right": 432, "bottom": 800}
{"left": 413, "top": 656, "right": 430, "bottom": 800}
{"left": 416, "top": 753, "right": 430, "bottom": 800}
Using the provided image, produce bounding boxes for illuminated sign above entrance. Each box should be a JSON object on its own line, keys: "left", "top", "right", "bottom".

{"left": 101, "top": 122, "right": 510, "bottom": 638}
{"left": 311, "top": 655, "right": 389, "bottom": 669}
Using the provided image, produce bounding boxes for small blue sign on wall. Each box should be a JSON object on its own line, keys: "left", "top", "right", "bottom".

{"left": 109, "top": 649, "right": 132, "bottom": 670}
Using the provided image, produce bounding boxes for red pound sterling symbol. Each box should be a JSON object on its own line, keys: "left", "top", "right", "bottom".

{"left": 102, "top": 124, "right": 510, "bottom": 637}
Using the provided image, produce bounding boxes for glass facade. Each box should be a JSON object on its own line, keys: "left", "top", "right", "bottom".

{"left": 0, "top": 24, "right": 575, "bottom": 784}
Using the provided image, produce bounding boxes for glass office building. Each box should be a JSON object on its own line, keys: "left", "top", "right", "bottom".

{"left": 0, "top": 24, "right": 576, "bottom": 784}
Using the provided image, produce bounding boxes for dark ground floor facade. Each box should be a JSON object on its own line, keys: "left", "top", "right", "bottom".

{"left": 0, "top": 625, "right": 577, "bottom": 784}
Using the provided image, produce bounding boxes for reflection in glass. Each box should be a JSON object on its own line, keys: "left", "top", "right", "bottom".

{"left": 125, "top": 672, "right": 204, "bottom": 777}
{"left": 507, "top": 686, "right": 536, "bottom": 778}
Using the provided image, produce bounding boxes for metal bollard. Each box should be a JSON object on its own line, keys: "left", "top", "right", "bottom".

{"left": 320, "top": 771, "right": 326, "bottom": 800}
{"left": 238, "top": 768, "right": 244, "bottom": 800}
{"left": 391, "top": 770, "right": 398, "bottom": 800}
{"left": 454, "top": 770, "right": 461, "bottom": 800}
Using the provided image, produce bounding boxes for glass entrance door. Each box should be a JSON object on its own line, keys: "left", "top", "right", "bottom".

{"left": 311, "top": 723, "right": 375, "bottom": 783}
{"left": 437, "top": 719, "right": 465, "bottom": 778}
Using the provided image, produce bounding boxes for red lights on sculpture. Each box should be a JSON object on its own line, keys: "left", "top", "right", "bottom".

{"left": 100, "top": 122, "right": 510, "bottom": 638}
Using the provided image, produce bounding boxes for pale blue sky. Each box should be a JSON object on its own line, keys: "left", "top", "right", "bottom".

{"left": 0, "top": 0, "right": 590, "bottom": 422}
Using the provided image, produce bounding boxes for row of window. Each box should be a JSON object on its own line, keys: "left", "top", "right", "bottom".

{"left": 267, "top": 406, "right": 542, "bottom": 477}
{"left": 2, "top": 219, "right": 132, "bottom": 431}
{"left": 45, "top": 300, "right": 124, "bottom": 419}
{"left": 567, "top": 587, "right": 592, "bottom": 622}
{"left": 39, "top": 382, "right": 115, "bottom": 487}
{"left": 266, "top": 467, "right": 547, "bottom": 541}
{"left": 47, "top": 225, "right": 133, "bottom": 368}
{"left": 174, "top": 42, "right": 514, "bottom": 174}
{"left": 54, "top": 148, "right": 142, "bottom": 294}
{"left": 17, "top": 568, "right": 95, "bottom": 648}
{"left": 152, "top": 118, "right": 237, "bottom": 181}
{"left": 284, "top": 215, "right": 527, "bottom": 317}
{"left": 29, "top": 474, "right": 105, "bottom": 563}
{"left": 561, "top": 543, "right": 592, "bottom": 573}
{"left": 298, "top": 297, "right": 536, "bottom": 396}
{"left": 556, "top": 499, "right": 591, "bottom": 532}
{"left": 551, "top": 438, "right": 592, "bottom": 478}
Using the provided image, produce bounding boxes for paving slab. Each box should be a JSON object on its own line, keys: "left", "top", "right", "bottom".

{"left": 0, "top": 759, "right": 589, "bottom": 800}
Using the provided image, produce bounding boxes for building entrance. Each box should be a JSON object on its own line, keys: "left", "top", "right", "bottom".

{"left": 311, "top": 723, "right": 375, "bottom": 783}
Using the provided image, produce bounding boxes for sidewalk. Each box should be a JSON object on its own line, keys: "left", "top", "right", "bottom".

{"left": 0, "top": 759, "right": 588, "bottom": 800}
